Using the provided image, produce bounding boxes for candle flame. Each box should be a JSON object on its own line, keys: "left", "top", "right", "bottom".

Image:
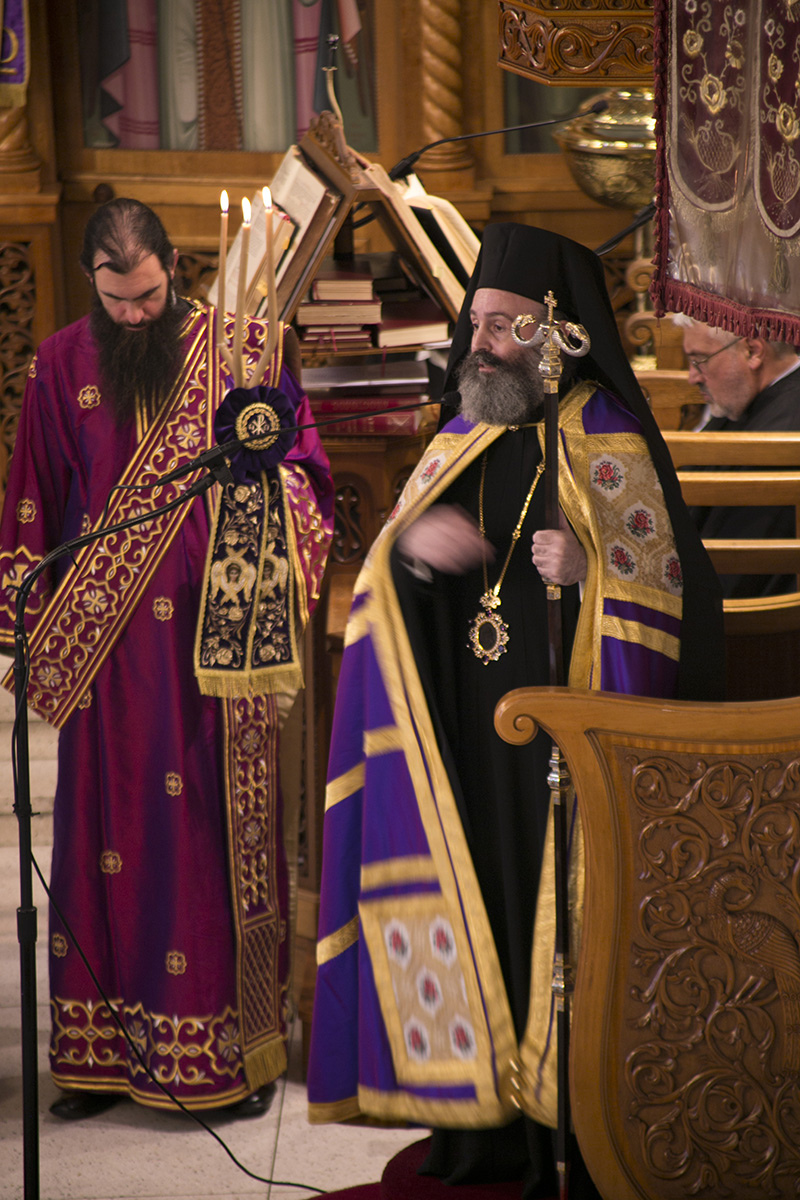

{"left": 242, "top": 197, "right": 251, "bottom": 225}
{"left": 220, "top": 189, "right": 229, "bottom": 213}
{"left": 262, "top": 185, "right": 272, "bottom": 211}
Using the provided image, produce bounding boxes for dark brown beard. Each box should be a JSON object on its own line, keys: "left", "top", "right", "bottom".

{"left": 457, "top": 349, "right": 546, "bottom": 426}
{"left": 90, "top": 292, "right": 187, "bottom": 424}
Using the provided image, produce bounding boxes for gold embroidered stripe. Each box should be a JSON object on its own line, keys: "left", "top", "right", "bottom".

{"left": 344, "top": 604, "right": 370, "bottom": 647}
{"left": 606, "top": 580, "right": 683, "bottom": 619}
{"left": 317, "top": 914, "right": 359, "bottom": 965}
{"left": 360, "top": 856, "right": 439, "bottom": 891}
{"left": 585, "top": 432, "right": 650, "bottom": 454}
{"left": 601, "top": 614, "right": 681, "bottom": 661}
{"left": 365, "top": 726, "right": 405, "bottom": 756}
{"left": 325, "top": 762, "right": 365, "bottom": 811}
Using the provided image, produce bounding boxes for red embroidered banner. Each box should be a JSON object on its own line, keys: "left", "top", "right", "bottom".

{"left": 651, "top": 0, "right": 800, "bottom": 343}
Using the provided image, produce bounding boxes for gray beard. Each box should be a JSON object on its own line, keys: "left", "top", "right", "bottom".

{"left": 457, "top": 350, "right": 546, "bottom": 426}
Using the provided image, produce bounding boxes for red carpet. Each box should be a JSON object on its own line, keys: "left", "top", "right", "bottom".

{"left": 322, "top": 1137, "right": 533, "bottom": 1199}
{"left": 321, "top": 1187, "right": 380, "bottom": 1200}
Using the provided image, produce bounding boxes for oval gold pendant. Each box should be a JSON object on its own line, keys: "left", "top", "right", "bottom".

{"left": 468, "top": 610, "right": 509, "bottom": 664}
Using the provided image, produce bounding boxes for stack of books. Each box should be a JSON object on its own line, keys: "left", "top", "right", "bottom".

{"left": 296, "top": 262, "right": 383, "bottom": 349}
{"left": 296, "top": 254, "right": 451, "bottom": 353}
{"left": 303, "top": 359, "right": 437, "bottom": 436}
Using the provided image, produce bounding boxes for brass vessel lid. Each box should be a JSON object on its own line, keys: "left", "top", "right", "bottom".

{"left": 555, "top": 89, "right": 656, "bottom": 156}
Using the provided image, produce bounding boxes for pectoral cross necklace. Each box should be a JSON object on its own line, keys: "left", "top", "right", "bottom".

{"left": 468, "top": 448, "right": 545, "bottom": 664}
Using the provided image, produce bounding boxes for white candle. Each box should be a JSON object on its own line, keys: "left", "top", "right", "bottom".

{"left": 244, "top": 185, "right": 273, "bottom": 314}
{"left": 263, "top": 185, "right": 274, "bottom": 293}
{"left": 217, "top": 190, "right": 229, "bottom": 357}
{"left": 233, "top": 197, "right": 251, "bottom": 387}
{"left": 248, "top": 187, "right": 279, "bottom": 387}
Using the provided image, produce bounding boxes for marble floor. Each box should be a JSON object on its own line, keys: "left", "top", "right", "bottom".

{"left": 0, "top": 687, "right": 421, "bottom": 1200}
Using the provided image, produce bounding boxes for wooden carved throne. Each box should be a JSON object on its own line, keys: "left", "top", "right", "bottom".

{"left": 495, "top": 686, "right": 800, "bottom": 1200}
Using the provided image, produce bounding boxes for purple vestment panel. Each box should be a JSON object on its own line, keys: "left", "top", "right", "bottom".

{"left": 600, "top": 637, "right": 679, "bottom": 698}
{"left": 581, "top": 386, "right": 642, "bottom": 435}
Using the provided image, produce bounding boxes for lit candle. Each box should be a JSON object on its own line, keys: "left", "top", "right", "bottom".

{"left": 248, "top": 187, "right": 279, "bottom": 387}
{"left": 233, "top": 196, "right": 251, "bottom": 387}
{"left": 243, "top": 185, "right": 274, "bottom": 314}
{"left": 263, "top": 185, "right": 274, "bottom": 289}
{"left": 217, "top": 190, "right": 229, "bottom": 357}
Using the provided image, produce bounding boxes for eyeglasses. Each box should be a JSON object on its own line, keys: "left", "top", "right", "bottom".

{"left": 685, "top": 335, "right": 745, "bottom": 373}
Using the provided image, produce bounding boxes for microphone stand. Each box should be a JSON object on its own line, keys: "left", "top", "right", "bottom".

{"left": 11, "top": 384, "right": 441, "bottom": 1197}
{"left": 512, "top": 297, "right": 590, "bottom": 1200}
{"left": 12, "top": 467, "right": 220, "bottom": 1200}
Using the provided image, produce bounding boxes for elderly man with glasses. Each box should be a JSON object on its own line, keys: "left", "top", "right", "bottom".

{"left": 677, "top": 316, "right": 800, "bottom": 597}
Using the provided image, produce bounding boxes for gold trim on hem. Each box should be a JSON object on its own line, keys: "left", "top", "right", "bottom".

{"left": 195, "top": 664, "right": 304, "bottom": 698}
{"left": 357, "top": 1085, "right": 511, "bottom": 1129}
{"left": 308, "top": 1096, "right": 362, "bottom": 1124}
{"left": 49, "top": 1072, "right": 252, "bottom": 1112}
{"left": 244, "top": 1034, "right": 287, "bottom": 1091}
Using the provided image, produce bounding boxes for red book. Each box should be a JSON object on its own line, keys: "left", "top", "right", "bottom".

{"left": 309, "top": 393, "right": 432, "bottom": 436}
{"left": 376, "top": 299, "right": 450, "bottom": 348}
{"left": 300, "top": 330, "right": 374, "bottom": 349}
{"left": 314, "top": 409, "right": 424, "bottom": 436}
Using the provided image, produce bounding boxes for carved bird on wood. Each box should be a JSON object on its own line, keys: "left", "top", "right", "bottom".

{"left": 708, "top": 871, "right": 800, "bottom": 1076}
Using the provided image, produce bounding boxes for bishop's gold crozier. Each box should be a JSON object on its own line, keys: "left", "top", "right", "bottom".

{"left": 512, "top": 292, "right": 590, "bottom": 1197}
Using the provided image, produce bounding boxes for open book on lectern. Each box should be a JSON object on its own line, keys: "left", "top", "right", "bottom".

{"left": 205, "top": 116, "right": 477, "bottom": 330}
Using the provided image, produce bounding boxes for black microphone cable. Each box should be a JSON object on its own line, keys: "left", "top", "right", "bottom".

{"left": 387, "top": 98, "right": 610, "bottom": 181}
{"left": 349, "top": 100, "right": 611, "bottom": 230}
{"left": 8, "top": 519, "right": 328, "bottom": 1194}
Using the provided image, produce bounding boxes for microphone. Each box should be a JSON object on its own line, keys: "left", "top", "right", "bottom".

{"left": 387, "top": 99, "right": 609, "bottom": 181}
{"left": 157, "top": 440, "right": 238, "bottom": 489}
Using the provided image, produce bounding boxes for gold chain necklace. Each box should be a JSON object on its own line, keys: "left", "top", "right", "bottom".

{"left": 468, "top": 449, "right": 545, "bottom": 665}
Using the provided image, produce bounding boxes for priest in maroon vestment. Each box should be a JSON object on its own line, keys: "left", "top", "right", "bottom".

{"left": 0, "top": 198, "right": 334, "bottom": 1120}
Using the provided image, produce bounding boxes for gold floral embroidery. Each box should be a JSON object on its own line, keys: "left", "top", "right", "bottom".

{"left": 51, "top": 934, "right": 68, "bottom": 958}
{"left": 80, "top": 514, "right": 91, "bottom": 536}
{"left": 28, "top": 355, "right": 37, "bottom": 379}
{"left": 166, "top": 951, "right": 187, "bottom": 975}
{"left": 37, "top": 664, "right": 63, "bottom": 689}
{"left": 81, "top": 586, "right": 109, "bottom": 615}
{"left": 175, "top": 421, "right": 203, "bottom": 452}
{"left": 77, "top": 385, "right": 101, "bottom": 410}
{"left": 16, "top": 498, "right": 36, "bottom": 524}
{"left": 777, "top": 102, "right": 800, "bottom": 143}
{"left": 165, "top": 772, "right": 183, "bottom": 796}
{"left": 77, "top": 691, "right": 92, "bottom": 710}
{"left": 100, "top": 850, "right": 122, "bottom": 874}
{"left": 683, "top": 29, "right": 702, "bottom": 57}
{"left": 50, "top": 998, "right": 243, "bottom": 1082}
{"left": 153, "top": 596, "right": 174, "bottom": 621}
{"left": 699, "top": 74, "right": 726, "bottom": 116}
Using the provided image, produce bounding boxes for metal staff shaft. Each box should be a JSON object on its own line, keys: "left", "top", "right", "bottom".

{"left": 513, "top": 295, "right": 590, "bottom": 1200}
